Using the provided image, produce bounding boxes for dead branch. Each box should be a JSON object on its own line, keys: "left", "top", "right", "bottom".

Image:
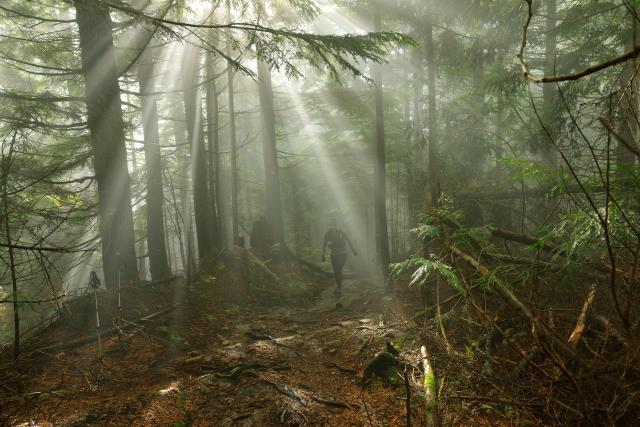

{"left": 311, "top": 394, "right": 351, "bottom": 409}
{"left": 490, "top": 227, "right": 558, "bottom": 254}
{"left": 262, "top": 380, "right": 307, "bottom": 405}
{"left": 568, "top": 284, "right": 597, "bottom": 348}
{"left": 30, "top": 304, "right": 177, "bottom": 355}
{"left": 598, "top": 117, "right": 640, "bottom": 158}
{"left": 447, "top": 243, "right": 621, "bottom": 389}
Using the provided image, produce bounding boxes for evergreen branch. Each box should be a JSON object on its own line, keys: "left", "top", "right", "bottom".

{"left": 101, "top": 0, "right": 414, "bottom": 78}
{"left": 517, "top": 0, "right": 640, "bottom": 83}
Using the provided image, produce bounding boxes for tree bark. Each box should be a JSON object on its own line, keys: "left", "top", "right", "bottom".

{"left": 75, "top": 0, "right": 138, "bottom": 288}
{"left": 425, "top": 15, "right": 440, "bottom": 208}
{"left": 205, "top": 52, "right": 222, "bottom": 249}
{"left": 127, "top": 132, "right": 147, "bottom": 280}
{"left": 257, "top": 60, "right": 286, "bottom": 247}
{"left": 2, "top": 131, "right": 19, "bottom": 360}
{"left": 373, "top": 10, "right": 391, "bottom": 276}
{"left": 138, "top": 42, "right": 171, "bottom": 280}
{"left": 182, "top": 45, "right": 214, "bottom": 259}
{"left": 170, "top": 101, "right": 191, "bottom": 272}
{"left": 226, "top": 0, "right": 240, "bottom": 246}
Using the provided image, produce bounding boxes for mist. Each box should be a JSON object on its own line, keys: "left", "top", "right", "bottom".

{"left": 1, "top": 0, "right": 639, "bottom": 425}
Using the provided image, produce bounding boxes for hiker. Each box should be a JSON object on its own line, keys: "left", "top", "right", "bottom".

{"left": 321, "top": 219, "right": 357, "bottom": 294}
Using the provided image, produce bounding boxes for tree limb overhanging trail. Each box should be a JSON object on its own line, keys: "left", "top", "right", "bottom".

{"left": 517, "top": 0, "right": 640, "bottom": 83}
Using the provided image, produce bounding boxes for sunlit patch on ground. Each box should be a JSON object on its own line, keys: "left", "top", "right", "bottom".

{"left": 159, "top": 381, "right": 180, "bottom": 395}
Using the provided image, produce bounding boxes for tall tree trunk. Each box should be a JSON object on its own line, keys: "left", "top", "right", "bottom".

{"left": 171, "top": 99, "right": 194, "bottom": 272}
{"left": 409, "top": 44, "right": 426, "bottom": 229}
{"left": 128, "top": 135, "right": 147, "bottom": 280}
{"left": 164, "top": 202, "right": 174, "bottom": 272}
{"left": 2, "top": 131, "right": 19, "bottom": 360}
{"left": 373, "top": 10, "right": 391, "bottom": 277}
{"left": 542, "top": 0, "right": 559, "bottom": 167}
{"left": 75, "top": 0, "right": 137, "bottom": 288}
{"left": 426, "top": 16, "right": 440, "bottom": 208}
{"left": 182, "top": 46, "right": 214, "bottom": 258}
{"left": 205, "top": 52, "right": 222, "bottom": 249}
{"left": 226, "top": 0, "right": 240, "bottom": 245}
{"left": 165, "top": 166, "right": 187, "bottom": 272}
{"left": 138, "top": 44, "right": 171, "bottom": 280}
{"left": 257, "top": 60, "right": 286, "bottom": 247}
{"left": 169, "top": 105, "right": 191, "bottom": 271}
{"left": 290, "top": 166, "right": 306, "bottom": 256}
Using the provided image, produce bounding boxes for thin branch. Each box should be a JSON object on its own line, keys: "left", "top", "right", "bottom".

{"left": 517, "top": 0, "right": 640, "bottom": 83}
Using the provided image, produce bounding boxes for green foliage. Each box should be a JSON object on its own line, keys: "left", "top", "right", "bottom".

{"left": 391, "top": 255, "right": 462, "bottom": 293}
{"left": 106, "top": 0, "right": 414, "bottom": 81}
{"left": 394, "top": 334, "right": 409, "bottom": 349}
{"left": 500, "top": 158, "right": 557, "bottom": 186}
{"left": 465, "top": 340, "right": 478, "bottom": 361}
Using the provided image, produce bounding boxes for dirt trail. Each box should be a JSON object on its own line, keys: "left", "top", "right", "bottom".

{"left": 1, "top": 272, "right": 425, "bottom": 426}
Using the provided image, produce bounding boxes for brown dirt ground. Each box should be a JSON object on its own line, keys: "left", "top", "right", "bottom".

{"left": 0, "top": 249, "right": 430, "bottom": 426}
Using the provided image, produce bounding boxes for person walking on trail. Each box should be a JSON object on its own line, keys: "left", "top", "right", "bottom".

{"left": 322, "top": 219, "right": 357, "bottom": 294}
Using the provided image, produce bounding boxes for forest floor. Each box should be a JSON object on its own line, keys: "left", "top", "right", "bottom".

{"left": 0, "top": 249, "right": 430, "bottom": 426}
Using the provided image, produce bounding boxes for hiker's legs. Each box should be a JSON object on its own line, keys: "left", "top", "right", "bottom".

{"left": 331, "top": 253, "right": 347, "bottom": 290}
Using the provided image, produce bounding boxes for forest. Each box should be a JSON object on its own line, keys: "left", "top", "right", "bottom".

{"left": 0, "top": 0, "right": 639, "bottom": 425}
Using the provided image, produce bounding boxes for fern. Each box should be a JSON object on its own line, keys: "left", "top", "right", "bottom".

{"left": 391, "top": 255, "right": 463, "bottom": 293}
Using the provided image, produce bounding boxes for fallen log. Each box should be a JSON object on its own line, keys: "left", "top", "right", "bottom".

{"left": 436, "top": 212, "right": 559, "bottom": 254}
{"left": 490, "top": 228, "right": 559, "bottom": 254}
{"left": 245, "top": 249, "right": 283, "bottom": 284}
{"left": 290, "top": 253, "right": 356, "bottom": 280}
{"left": 291, "top": 254, "right": 332, "bottom": 278}
{"left": 32, "top": 304, "right": 178, "bottom": 355}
